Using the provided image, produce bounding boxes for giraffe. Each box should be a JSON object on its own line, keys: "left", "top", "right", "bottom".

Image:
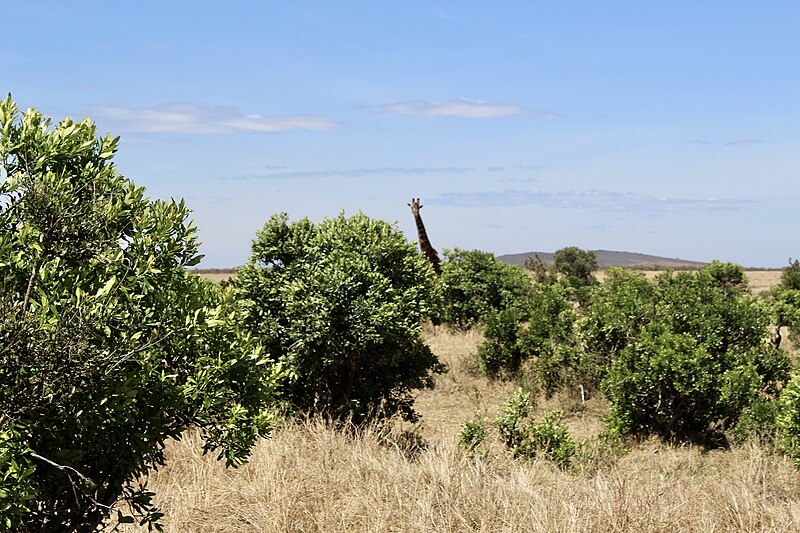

{"left": 408, "top": 198, "right": 442, "bottom": 276}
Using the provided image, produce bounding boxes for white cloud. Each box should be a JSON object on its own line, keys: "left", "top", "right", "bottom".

{"left": 376, "top": 98, "right": 551, "bottom": 119}
{"left": 93, "top": 103, "right": 342, "bottom": 134}
{"left": 221, "top": 165, "right": 540, "bottom": 180}
{"left": 430, "top": 189, "right": 755, "bottom": 213}
{"left": 724, "top": 139, "right": 764, "bottom": 147}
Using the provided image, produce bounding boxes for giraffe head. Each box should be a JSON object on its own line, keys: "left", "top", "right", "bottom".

{"left": 408, "top": 198, "right": 422, "bottom": 216}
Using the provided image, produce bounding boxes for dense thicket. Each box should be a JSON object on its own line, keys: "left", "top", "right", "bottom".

{"left": 476, "top": 257, "right": 791, "bottom": 445}
{"left": 0, "top": 98, "right": 282, "bottom": 531}
{"left": 234, "top": 212, "right": 443, "bottom": 423}
{"left": 477, "top": 248, "right": 597, "bottom": 393}
{"left": 600, "top": 263, "right": 789, "bottom": 442}
{"left": 436, "top": 248, "right": 533, "bottom": 329}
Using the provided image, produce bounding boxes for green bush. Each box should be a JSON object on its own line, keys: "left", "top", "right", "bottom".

{"left": 778, "top": 370, "right": 800, "bottom": 466}
{"left": 234, "top": 212, "right": 443, "bottom": 423}
{"left": 580, "top": 268, "right": 656, "bottom": 366}
{"left": 603, "top": 325, "right": 726, "bottom": 440}
{"left": 477, "top": 307, "right": 526, "bottom": 375}
{"left": 477, "top": 280, "right": 589, "bottom": 396}
{"left": 436, "top": 248, "right": 533, "bottom": 329}
{"left": 527, "top": 410, "right": 576, "bottom": 469}
{"left": 601, "top": 264, "right": 783, "bottom": 443}
{"left": 0, "top": 97, "right": 283, "bottom": 531}
{"left": 494, "top": 388, "right": 575, "bottom": 468}
{"left": 702, "top": 259, "right": 749, "bottom": 290}
{"left": 524, "top": 254, "right": 557, "bottom": 285}
{"left": 518, "top": 283, "right": 581, "bottom": 393}
{"left": 763, "top": 260, "right": 800, "bottom": 347}
{"left": 553, "top": 246, "right": 598, "bottom": 288}
{"left": 781, "top": 259, "right": 800, "bottom": 291}
{"left": 0, "top": 423, "right": 36, "bottom": 530}
{"left": 729, "top": 398, "right": 778, "bottom": 445}
{"left": 458, "top": 416, "right": 489, "bottom": 455}
{"left": 494, "top": 388, "right": 534, "bottom": 455}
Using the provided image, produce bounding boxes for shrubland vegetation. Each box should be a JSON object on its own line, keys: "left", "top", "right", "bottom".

{"left": 232, "top": 212, "right": 444, "bottom": 423}
{"left": 474, "top": 254, "right": 796, "bottom": 449}
{"left": 4, "top": 98, "right": 800, "bottom": 531}
{"left": 0, "top": 98, "right": 285, "bottom": 531}
{"left": 123, "top": 328, "right": 800, "bottom": 533}
{"left": 0, "top": 99, "right": 448, "bottom": 530}
{"left": 435, "top": 248, "right": 532, "bottom": 329}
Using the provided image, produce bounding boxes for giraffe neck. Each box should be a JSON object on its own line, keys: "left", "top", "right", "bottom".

{"left": 413, "top": 212, "right": 441, "bottom": 275}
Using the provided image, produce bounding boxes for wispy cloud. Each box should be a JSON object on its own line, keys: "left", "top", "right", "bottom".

{"left": 686, "top": 139, "right": 765, "bottom": 147}
{"left": 93, "top": 103, "right": 342, "bottom": 134}
{"left": 374, "top": 98, "right": 554, "bottom": 119}
{"left": 724, "top": 139, "right": 764, "bottom": 147}
{"left": 222, "top": 165, "right": 534, "bottom": 180}
{"left": 430, "top": 189, "right": 755, "bottom": 213}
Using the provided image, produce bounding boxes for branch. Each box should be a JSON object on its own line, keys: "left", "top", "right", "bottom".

{"left": 21, "top": 257, "right": 42, "bottom": 316}
{"left": 28, "top": 451, "right": 115, "bottom": 512}
{"left": 28, "top": 452, "right": 96, "bottom": 489}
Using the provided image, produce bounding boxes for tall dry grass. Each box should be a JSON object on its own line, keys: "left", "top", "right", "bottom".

{"left": 116, "top": 322, "right": 800, "bottom": 532}
{"left": 120, "top": 420, "right": 800, "bottom": 532}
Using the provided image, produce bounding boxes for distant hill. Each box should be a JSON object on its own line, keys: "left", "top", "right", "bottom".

{"left": 498, "top": 250, "right": 708, "bottom": 269}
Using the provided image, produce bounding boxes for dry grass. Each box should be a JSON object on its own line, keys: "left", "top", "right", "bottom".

{"left": 196, "top": 271, "right": 235, "bottom": 283}
{"left": 199, "top": 268, "right": 783, "bottom": 294}
{"left": 116, "top": 319, "right": 800, "bottom": 532}
{"left": 745, "top": 270, "right": 783, "bottom": 294}
{"left": 120, "top": 421, "right": 800, "bottom": 532}
{"left": 595, "top": 269, "right": 782, "bottom": 294}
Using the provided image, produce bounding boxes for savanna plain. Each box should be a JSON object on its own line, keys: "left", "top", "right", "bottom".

{"left": 114, "top": 269, "right": 800, "bottom": 533}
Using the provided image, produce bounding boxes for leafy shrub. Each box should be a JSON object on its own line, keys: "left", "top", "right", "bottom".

{"left": 527, "top": 410, "right": 576, "bottom": 468}
{"left": 477, "top": 280, "right": 589, "bottom": 397}
{"left": 436, "top": 248, "right": 533, "bottom": 329}
{"left": 782, "top": 259, "right": 800, "bottom": 291}
{"left": 778, "top": 371, "right": 800, "bottom": 466}
{"left": 494, "top": 389, "right": 575, "bottom": 468}
{"left": 601, "top": 264, "right": 784, "bottom": 443}
{"left": 494, "top": 388, "right": 533, "bottom": 455}
{"left": 458, "top": 416, "right": 489, "bottom": 455}
{"left": 234, "top": 212, "right": 443, "bottom": 423}
{"left": 763, "top": 260, "right": 800, "bottom": 347}
{"left": 0, "top": 423, "right": 36, "bottom": 530}
{"left": 729, "top": 398, "right": 779, "bottom": 445}
{"left": 553, "top": 246, "right": 599, "bottom": 289}
{"left": 603, "top": 326, "right": 727, "bottom": 440}
{"left": 518, "top": 283, "right": 581, "bottom": 393}
{"left": 477, "top": 307, "right": 526, "bottom": 375}
{"left": 0, "top": 97, "right": 283, "bottom": 531}
{"left": 580, "top": 268, "right": 656, "bottom": 366}
{"left": 702, "top": 259, "right": 748, "bottom": 290}
{"left": 524, "top": 254, "right": 558, "bottom": 285}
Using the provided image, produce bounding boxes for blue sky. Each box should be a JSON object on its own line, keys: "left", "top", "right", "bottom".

{"left": 4, "top": 2, "right": 799, "bottom": 267}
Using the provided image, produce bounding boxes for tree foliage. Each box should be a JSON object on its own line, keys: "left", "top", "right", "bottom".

{"left": 601, "top": 263, "right": 788, "bottom": 442}
{"left": 477, "top": 282, "right": 583, "bottom": 395}
{"left": 778, "top": 370, "right": 800, "bottom": 466}
{"left": 436, "top": 248, "right": 533, "bottom": 329}
{"left": 478, "top": 259, "right": 787, "bottom": 444}
{"left": 763, "top": 259, "right": 800, "bottom": 349}
{"left": 234, "top": 212, "right": 443, "bottom": 423}
{"left": 0, "top": 97, "right": 283, "bottom": 531}
{"left": 781, "top": 259, "right": 800, "bottom": 291}
{"left": 553, "top": 246, "right": 598, "bottom": 287}
{"left": 493, "top": 388, "right": 575, "bottom": 468}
